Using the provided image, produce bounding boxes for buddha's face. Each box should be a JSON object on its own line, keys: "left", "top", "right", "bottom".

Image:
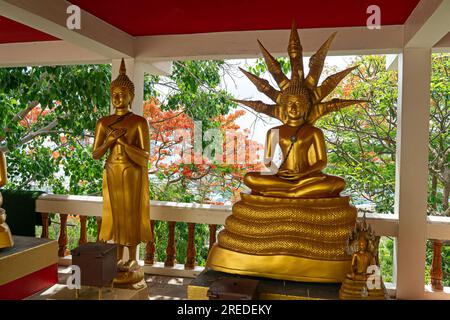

{"left": 358, "top": 238, "right": 367, "bottom": 252}
{"left": 285, "top": 94, "right": 309, "bottom": 120}
{"left": 111, "top": 86, "right": 133, "bottom": 110}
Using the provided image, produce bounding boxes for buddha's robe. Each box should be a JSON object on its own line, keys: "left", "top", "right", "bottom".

{"left": 94, "top": 112, "right": 152, "bottom": 246}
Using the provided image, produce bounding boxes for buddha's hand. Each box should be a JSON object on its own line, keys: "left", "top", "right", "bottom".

{"left": 106, "top": 128, "right": 126, "bottom": 144}
{"left": 116, "top": 136, "right": 128, "bottom": 146}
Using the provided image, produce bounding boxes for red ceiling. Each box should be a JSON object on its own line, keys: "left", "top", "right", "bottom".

{"left": 68, "top": 0, "right": 421, "bottom": 35}
{"left": 1, "top": 0, "right": 420, "bottom": 44}
{"left": 0, "top": 16, "right": 57, "bottom": 44}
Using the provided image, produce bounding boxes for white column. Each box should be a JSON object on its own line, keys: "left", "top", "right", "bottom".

{"left": 111, "top": 58, "right": 145, "bottom": 116}
{"left": 395, "top": 48, "right": 431, "bottom": 299}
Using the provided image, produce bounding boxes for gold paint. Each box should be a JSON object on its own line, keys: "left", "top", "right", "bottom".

{"left": 0, "top": 151, "right": 13, "bottom": 249}
{"left": 305, "top": 32, "right": 337, "bottom": 90}
{"left": 235, "top": 21, "right": 365, "bottom": 126}
{"left": 245, "top": 124, "right": 346, "bottom": 198}
{"left": 93, "top": 58, "right": 152, "bottom": 286}
{"left": 257, "top": 40, "right": 290, "bottom": 90}
{"left": 207, "top": 245, "right": 350, "bottom": 283}
{"left": 187, "top": 285, "right": 210, "bottom": 300}
{"left": 312, "top": 66, "right": 359, "bottom": 104}
{"left": 309, "top": 98, "right": 366, "bottom": 124}
{"left": 207, "top": 21, "right": 366, "bottom": 283}
{"left": 288, "top": 20, "right": 304, "bottom": 81}
{"left": 239, "top": 68, "right": 281, "bottom": 103}
{"left": 339, "top": 217, "right": 387, "bottom": 299}
{"left": 232, "top": 21, "right": 366, "bottom": 198}
{"left": 216, "top": 194, "right": 356, "bottom": 262}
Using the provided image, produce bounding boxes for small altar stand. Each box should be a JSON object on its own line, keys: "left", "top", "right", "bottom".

{"left": 188, "top": 270, "right": 341, "bottom": 300}
{"left": 0, "top": 236, "right": 58, "bottom": 299}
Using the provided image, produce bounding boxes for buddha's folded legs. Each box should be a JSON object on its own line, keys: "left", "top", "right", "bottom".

{"left": 244, "top": 172, "right": 298, "bottom": 191}
{"left": 244, "top": 171, "right": 346, "bottom": 198}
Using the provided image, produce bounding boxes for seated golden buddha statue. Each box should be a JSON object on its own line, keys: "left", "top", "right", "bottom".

{"left": 0, "top": 151, "right": 13, "bottom": 249}
{"left": 339, "top": 218, "right": 387, "bottom": 299}
{"left": 244, "top": 87, "right": 346, "bottom": 198}
{"left": 207, "top": 21, "right": 365, "bottom": 283}
{"left": 93, "top": 59, "right": 152, "bottom": 289}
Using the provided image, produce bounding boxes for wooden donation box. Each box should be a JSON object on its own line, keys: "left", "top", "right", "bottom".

{"left": 72, "top": 242, "right": 117, "bottom": 288}
{"left": 0, "top": 236, "right": 58, "bottom": 299}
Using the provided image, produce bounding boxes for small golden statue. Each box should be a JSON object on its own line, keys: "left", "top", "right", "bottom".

{"left": 0, "top": 151, "right": 13, "bottom": 249}
{"left": 339, "top": 216, "right": 387, "bottom": 299}
{"left": 93, "top": 59, "right": 152, "bottom": 288}
{"left": 207, "top": 21, "right": 365, "bottom": 283}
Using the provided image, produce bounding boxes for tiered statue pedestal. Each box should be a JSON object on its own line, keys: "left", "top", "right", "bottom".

{"left": 188, "top": 270, "right": 341, "bottom": 300}
{"left": 0, "top": 236, "right": 58, "bottom": 299}
{"left": 207, "top": 193, "right": 357, "bottom": 283}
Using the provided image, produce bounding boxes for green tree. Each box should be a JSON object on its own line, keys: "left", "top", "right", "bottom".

{"left": 318, "top": 55, "right": 398, "bottom": 213}
{"left": 0, "top": 65, "right": 111, "bottom": 190}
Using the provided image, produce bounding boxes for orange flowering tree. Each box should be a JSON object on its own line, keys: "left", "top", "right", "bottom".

{"left": 143, "top": 97, "right": 263, "bottom": 266}
{"left": 144, "top": 98, "right": 263, "bottom": 205}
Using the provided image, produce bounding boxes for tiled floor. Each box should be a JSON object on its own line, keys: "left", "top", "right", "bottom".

{"left": 146, "top": 275, "right": 192, "bottom": 300}
{"left": 27, "top": 266, "right": 192, "bottom": 300}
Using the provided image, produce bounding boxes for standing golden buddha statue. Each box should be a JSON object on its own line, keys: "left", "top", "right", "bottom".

{"left": 207, "top": 21, "right": 365, "bottom": 283}
{"left": 0, "top": 151, "right": 13, "bottom": 249}
{"left": 93, "top": 59, "right": 152, "bottom": 288}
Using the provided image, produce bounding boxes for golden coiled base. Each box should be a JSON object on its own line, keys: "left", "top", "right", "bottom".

{"left": 219, "top": 193, "right": 356, "bottom": 260}
{"left": 207, "top": 193, "right": 357, "bottom": 282}
{"left": 207, "top": 245, "right": 350, "bottom": 283}
{"left": 218, "top": 230, "right": 349, "bottom": 260}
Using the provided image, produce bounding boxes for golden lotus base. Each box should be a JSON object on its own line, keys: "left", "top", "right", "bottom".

{"left": 339, "top": 278, "right": 388, "bottom": 300}
{"left": 113, "top": 267, "right": 146, "bottom": 290}
{"left": 207, "top": 245, "right": 350, "bottom": 283}
{"left": 188, "top": 269, "right": 341, "bottom": 300}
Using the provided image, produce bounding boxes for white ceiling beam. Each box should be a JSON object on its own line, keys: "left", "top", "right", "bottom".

{"left": 0, "top": 41, "right": 109, "bottom": 67}
{"left": 386, "top": 54, "right": 399, "bottom": 71}
{"left": 433, "top": 32, "right": 450, "bottom": 52}
{"left": 0, "top": 0, "right": 134, "bottom": 58}
{"left": 404, "top": 0, "right": 450, "bottom": 48}
{"left": 135, "top": 25, "right": 404, "bottom": 61}
{"left": 138, "top": 61, "right": 173, "bottom": 76}
{"left": 0, "top": 40, "right": 174, "bottom": 75}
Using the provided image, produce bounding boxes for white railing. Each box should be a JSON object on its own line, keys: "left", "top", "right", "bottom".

{"left": 35, "top": 193, "right": 450, "bottom": 299}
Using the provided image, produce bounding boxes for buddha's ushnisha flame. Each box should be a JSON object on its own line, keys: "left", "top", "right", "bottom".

{"left": 234, "top": 21, "right": 366, "bottom": 124}
{"left": 110, "top": 58, "right": 135, "bottom": 95}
